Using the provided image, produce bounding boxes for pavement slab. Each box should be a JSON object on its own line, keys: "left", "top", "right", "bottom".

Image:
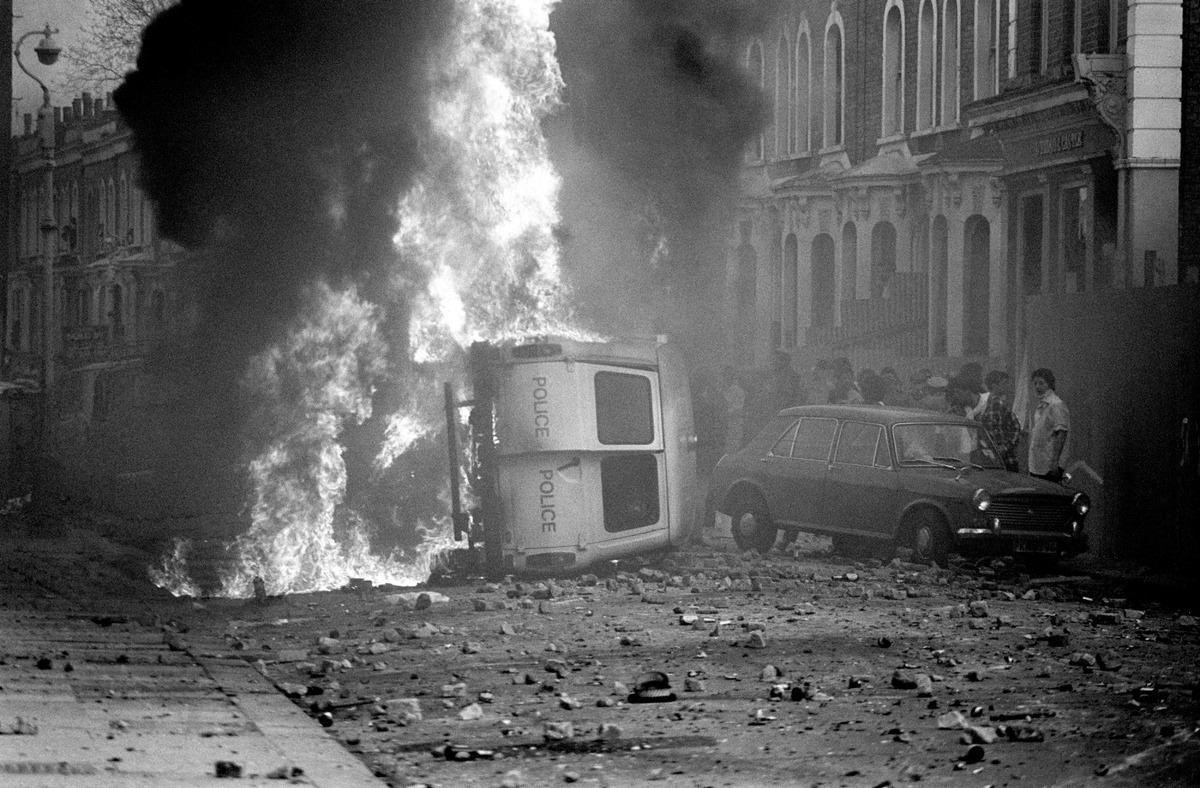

{"left": 0, "top": 539, "right": 383, "bottom": 787}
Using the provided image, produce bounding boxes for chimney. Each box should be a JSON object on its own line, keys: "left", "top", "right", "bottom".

{"left": 53, "top": 107, "right": 62, "bottom": 125}
{"left": 81, "top": 91, "right": 93, "bottom": 118}
{"left": 23, "top": 113, "right": 33, "bottom": 136}
{"left": 62, "top": 106, "right": 73, "bottom": 123}
{"left": 72, "top": 97, "right": 83, "bottom": 118}
{"left": 94, "top": 97, "right": 105, "bottom": 116}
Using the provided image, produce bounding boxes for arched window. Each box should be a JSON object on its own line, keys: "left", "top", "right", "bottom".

{"left": 871, "top": 221, "right": 897, "bottom": 298}
{"left": 917, "top": 0, "right": 937, "bottom": 130}
{"left": 747, "top": 42, "right": 765, "bottom": 161}
{"left": 776, "top": 34, "right": 793, "bottom": 156}
{"left": 941, "top": 0, "right": 961, "bottom": 124}
{"left": 106, "top": 179, "right": 115, "bottom": 241}
{"left": 782, "top": 233, "right": 798, "bottom": 346}
{"left": 119, "top": 173, "right": 129, "bottom": 244}
{"left": 811, "top": 234, "right": 836, "bottom": 328}
{"left": 974, "top": 0, "right": 998, "bottom": 99}
{"left": 841, "top": 222, "right": 858, "bottom": 302}
{"left": 963, "top": 216, "right": 990, "bottom": 355}
{"left": 796, "top": 26, "right": 812, "bottom": 152}
{"left": 132, "top": 184, "right": 143, "bottom": 245}
{"left": 882, "top": 1, "right": 906, "bottom": 136}
{"left": 824, "top": 18, "right": 845, "bottom": 147}
{"left": 931, "top": 215, "right": 949, "bottom": 355}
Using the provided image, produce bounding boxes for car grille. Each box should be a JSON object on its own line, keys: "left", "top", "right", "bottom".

{"left": 988, "top": 495, "right": 1075, "bottom": 532}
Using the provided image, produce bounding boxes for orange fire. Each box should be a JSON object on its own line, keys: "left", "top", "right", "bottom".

{"left": 151, "top": 0, "right": 590, "bottom": 597}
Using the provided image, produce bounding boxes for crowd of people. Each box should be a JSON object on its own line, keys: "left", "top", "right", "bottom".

{"left": 691, "top": 352, "right": 1070, "bottom": 483}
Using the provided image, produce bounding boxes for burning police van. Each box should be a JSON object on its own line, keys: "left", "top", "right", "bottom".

{"left": 445, "top": 336, "right": 700, "bottom": 576}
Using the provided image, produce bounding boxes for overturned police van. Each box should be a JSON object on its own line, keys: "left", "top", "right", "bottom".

{"left": 444, "top": 336, "right": 699, "bottom": 577}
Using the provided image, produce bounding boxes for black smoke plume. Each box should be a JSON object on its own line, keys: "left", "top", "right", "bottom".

{"left": 114, "top": 0, "right": 454, "bottom": 509}
{"left": 549, "top": 0, "right": 771, "bottom": 348}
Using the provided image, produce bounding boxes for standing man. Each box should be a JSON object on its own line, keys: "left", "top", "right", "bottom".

{"left": 720, "top": 365, "right": 747, "bottom": 453}
{"left": 977, "top": 370, "right": 1021, "bottom": 472}
{"left": 1028, "top": 367, "right": 1069, "bottom": 482}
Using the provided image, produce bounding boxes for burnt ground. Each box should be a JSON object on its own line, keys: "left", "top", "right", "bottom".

{"left": 2, "top": 514, "right": 1200, "bottom": 788}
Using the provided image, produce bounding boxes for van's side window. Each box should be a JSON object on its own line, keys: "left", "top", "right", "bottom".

{"left": 595, "top": 372, "right": 654, "bottom": 445}
{"left": 792, "top": 418, "right": 838, "bottom": 461}
{"left": 601, "top": 453, "right": 660, "bottom": 531}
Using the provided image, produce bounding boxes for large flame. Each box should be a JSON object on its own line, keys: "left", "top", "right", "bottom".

{"left": 151, "top": 0, "right": 585, "bottom": 597}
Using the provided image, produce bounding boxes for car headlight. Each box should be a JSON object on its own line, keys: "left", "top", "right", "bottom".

{"left": 971, "top": 488, "right": 991, "bottom": 512}
{"left": 1072, "top": 492, "right": 1090, "bottom": 517}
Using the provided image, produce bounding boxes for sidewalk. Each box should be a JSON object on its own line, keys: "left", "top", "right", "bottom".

{"left": 0, "top": 525, "right": 384, "bottom": 787}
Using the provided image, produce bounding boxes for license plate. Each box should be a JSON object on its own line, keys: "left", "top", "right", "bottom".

{"left": 1013, "top": 540, "right": 1057, "bottom": 554}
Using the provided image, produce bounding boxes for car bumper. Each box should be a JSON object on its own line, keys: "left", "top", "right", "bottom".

{"left": 953, "top": 526, "right": 1088, "bottom": 557}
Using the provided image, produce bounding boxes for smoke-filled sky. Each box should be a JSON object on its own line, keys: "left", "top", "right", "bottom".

{"left": 113, "top": 0, "right": 770, "bottom": 397}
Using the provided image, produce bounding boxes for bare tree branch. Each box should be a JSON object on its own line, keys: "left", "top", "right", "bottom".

{"left": 61, "top": 0, "right": 178, "bottom": 95}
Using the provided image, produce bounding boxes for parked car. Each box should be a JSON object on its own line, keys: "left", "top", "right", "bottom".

{"left": 711, "top": 404, "right": 1089, "bottom": 563}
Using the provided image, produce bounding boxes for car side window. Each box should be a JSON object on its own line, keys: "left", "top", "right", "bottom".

{"left": 769, "top": 420, "right": 800, "bottom": 457}
{"left": 792, "top": 418, "right": 838, "bottom": 461}
{"left": 835, "top": 421, "right": 883, "bottom": 467}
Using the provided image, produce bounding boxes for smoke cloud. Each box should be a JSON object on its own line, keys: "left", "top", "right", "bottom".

{"left": 549, "top": 0, "right": 770, "bottom": 349}
{"left": 115, "top": 0, "right": 453, "bottom": 387}
{"left": 113, "top": 0, "right": 771, "bottom": 591}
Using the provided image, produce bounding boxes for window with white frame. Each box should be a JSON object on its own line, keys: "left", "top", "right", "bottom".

{"left": 974, "top": 0, "right": 998, "bottom": 99}
{"left": 941, "top": 0, "right": 960, "bottom": 124}
{"left": 777, "top": 33, "right": 793, "bottom": 156}
{"left": 917, "top": 0, "right": 938, "bottom": 130}
{"left": 882, "top": 1, "right": 905, "bottom": 137}
{"left": 796, "top": 25, "right": 812, "bottom": 152}
{"left": 824, "top": 17, "right": 844, "bottom": 147}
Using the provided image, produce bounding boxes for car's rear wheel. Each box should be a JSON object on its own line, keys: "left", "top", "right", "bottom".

{"left": 730, "top": 496, "right": 777, "bottom": 554}
{"left": 906, "top": 510, "right": 951, "bottom": 566}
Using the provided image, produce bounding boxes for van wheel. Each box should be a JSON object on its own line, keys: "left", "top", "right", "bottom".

{"left": 907, "top": 510, "right": 950, "bottom": 566}
{"left": 730, "top": 496, "right": 776, "bottom": 554}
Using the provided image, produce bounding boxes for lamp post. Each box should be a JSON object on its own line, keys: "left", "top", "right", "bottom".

{"left": 14, "top": 25, "right": 62, "bottom": 495}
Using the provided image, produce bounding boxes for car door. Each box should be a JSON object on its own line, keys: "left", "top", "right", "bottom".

{"left": 767, "top": 417, "right": 838, "bottom": 530}
{"left": 826, "top": 420, "right": 900, "bottom": 538}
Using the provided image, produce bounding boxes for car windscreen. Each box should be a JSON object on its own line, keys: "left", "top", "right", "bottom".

{"left": 892, "top": 422, "right": 1005, "bottom": 469}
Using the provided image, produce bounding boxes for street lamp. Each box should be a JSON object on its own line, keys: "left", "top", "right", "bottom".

{"left": 14, "top": 25, "right": 62, "bottom": 495}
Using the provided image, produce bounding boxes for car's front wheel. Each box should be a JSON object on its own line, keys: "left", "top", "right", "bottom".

{"left": 905, "top": 510, "right": 951, "bottom": 566}
{"left": 730, "top": 496, "right": 777, "bottom": 554}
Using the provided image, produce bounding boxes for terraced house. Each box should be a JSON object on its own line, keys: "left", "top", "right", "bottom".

{"left": 730, "top": 0, "right": 1193, "bottom": 565}
{"left": 730, "top": 0, "right": 1182, "bottom": 368}
{"left": 3, "top": 93, "right": 196, "bottom": 499}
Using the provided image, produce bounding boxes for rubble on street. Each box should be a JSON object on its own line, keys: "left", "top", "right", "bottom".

{"left": 2, "top": 526, "right": 1199, "bottom": 787}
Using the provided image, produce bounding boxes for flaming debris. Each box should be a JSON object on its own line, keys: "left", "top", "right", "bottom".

{"left": 120, "top": 0, "right": 766, "bottom": 596}
{"left": 125, "top": 0, "right": 585, "bottom": 596}
{"left": 148, "top": 538, "right": 203, "bottom": 599}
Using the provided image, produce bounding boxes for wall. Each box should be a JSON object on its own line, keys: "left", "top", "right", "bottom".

{"left": 1023, "top": 283, "right": 1200, "bottom": 566}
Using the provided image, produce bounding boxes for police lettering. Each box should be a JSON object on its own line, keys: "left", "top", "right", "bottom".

{"left": 532, "top": 376, "right": 550, "bottom": 438}
{"left": 538, "top": 469, "right": 556, "bottom": 532}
